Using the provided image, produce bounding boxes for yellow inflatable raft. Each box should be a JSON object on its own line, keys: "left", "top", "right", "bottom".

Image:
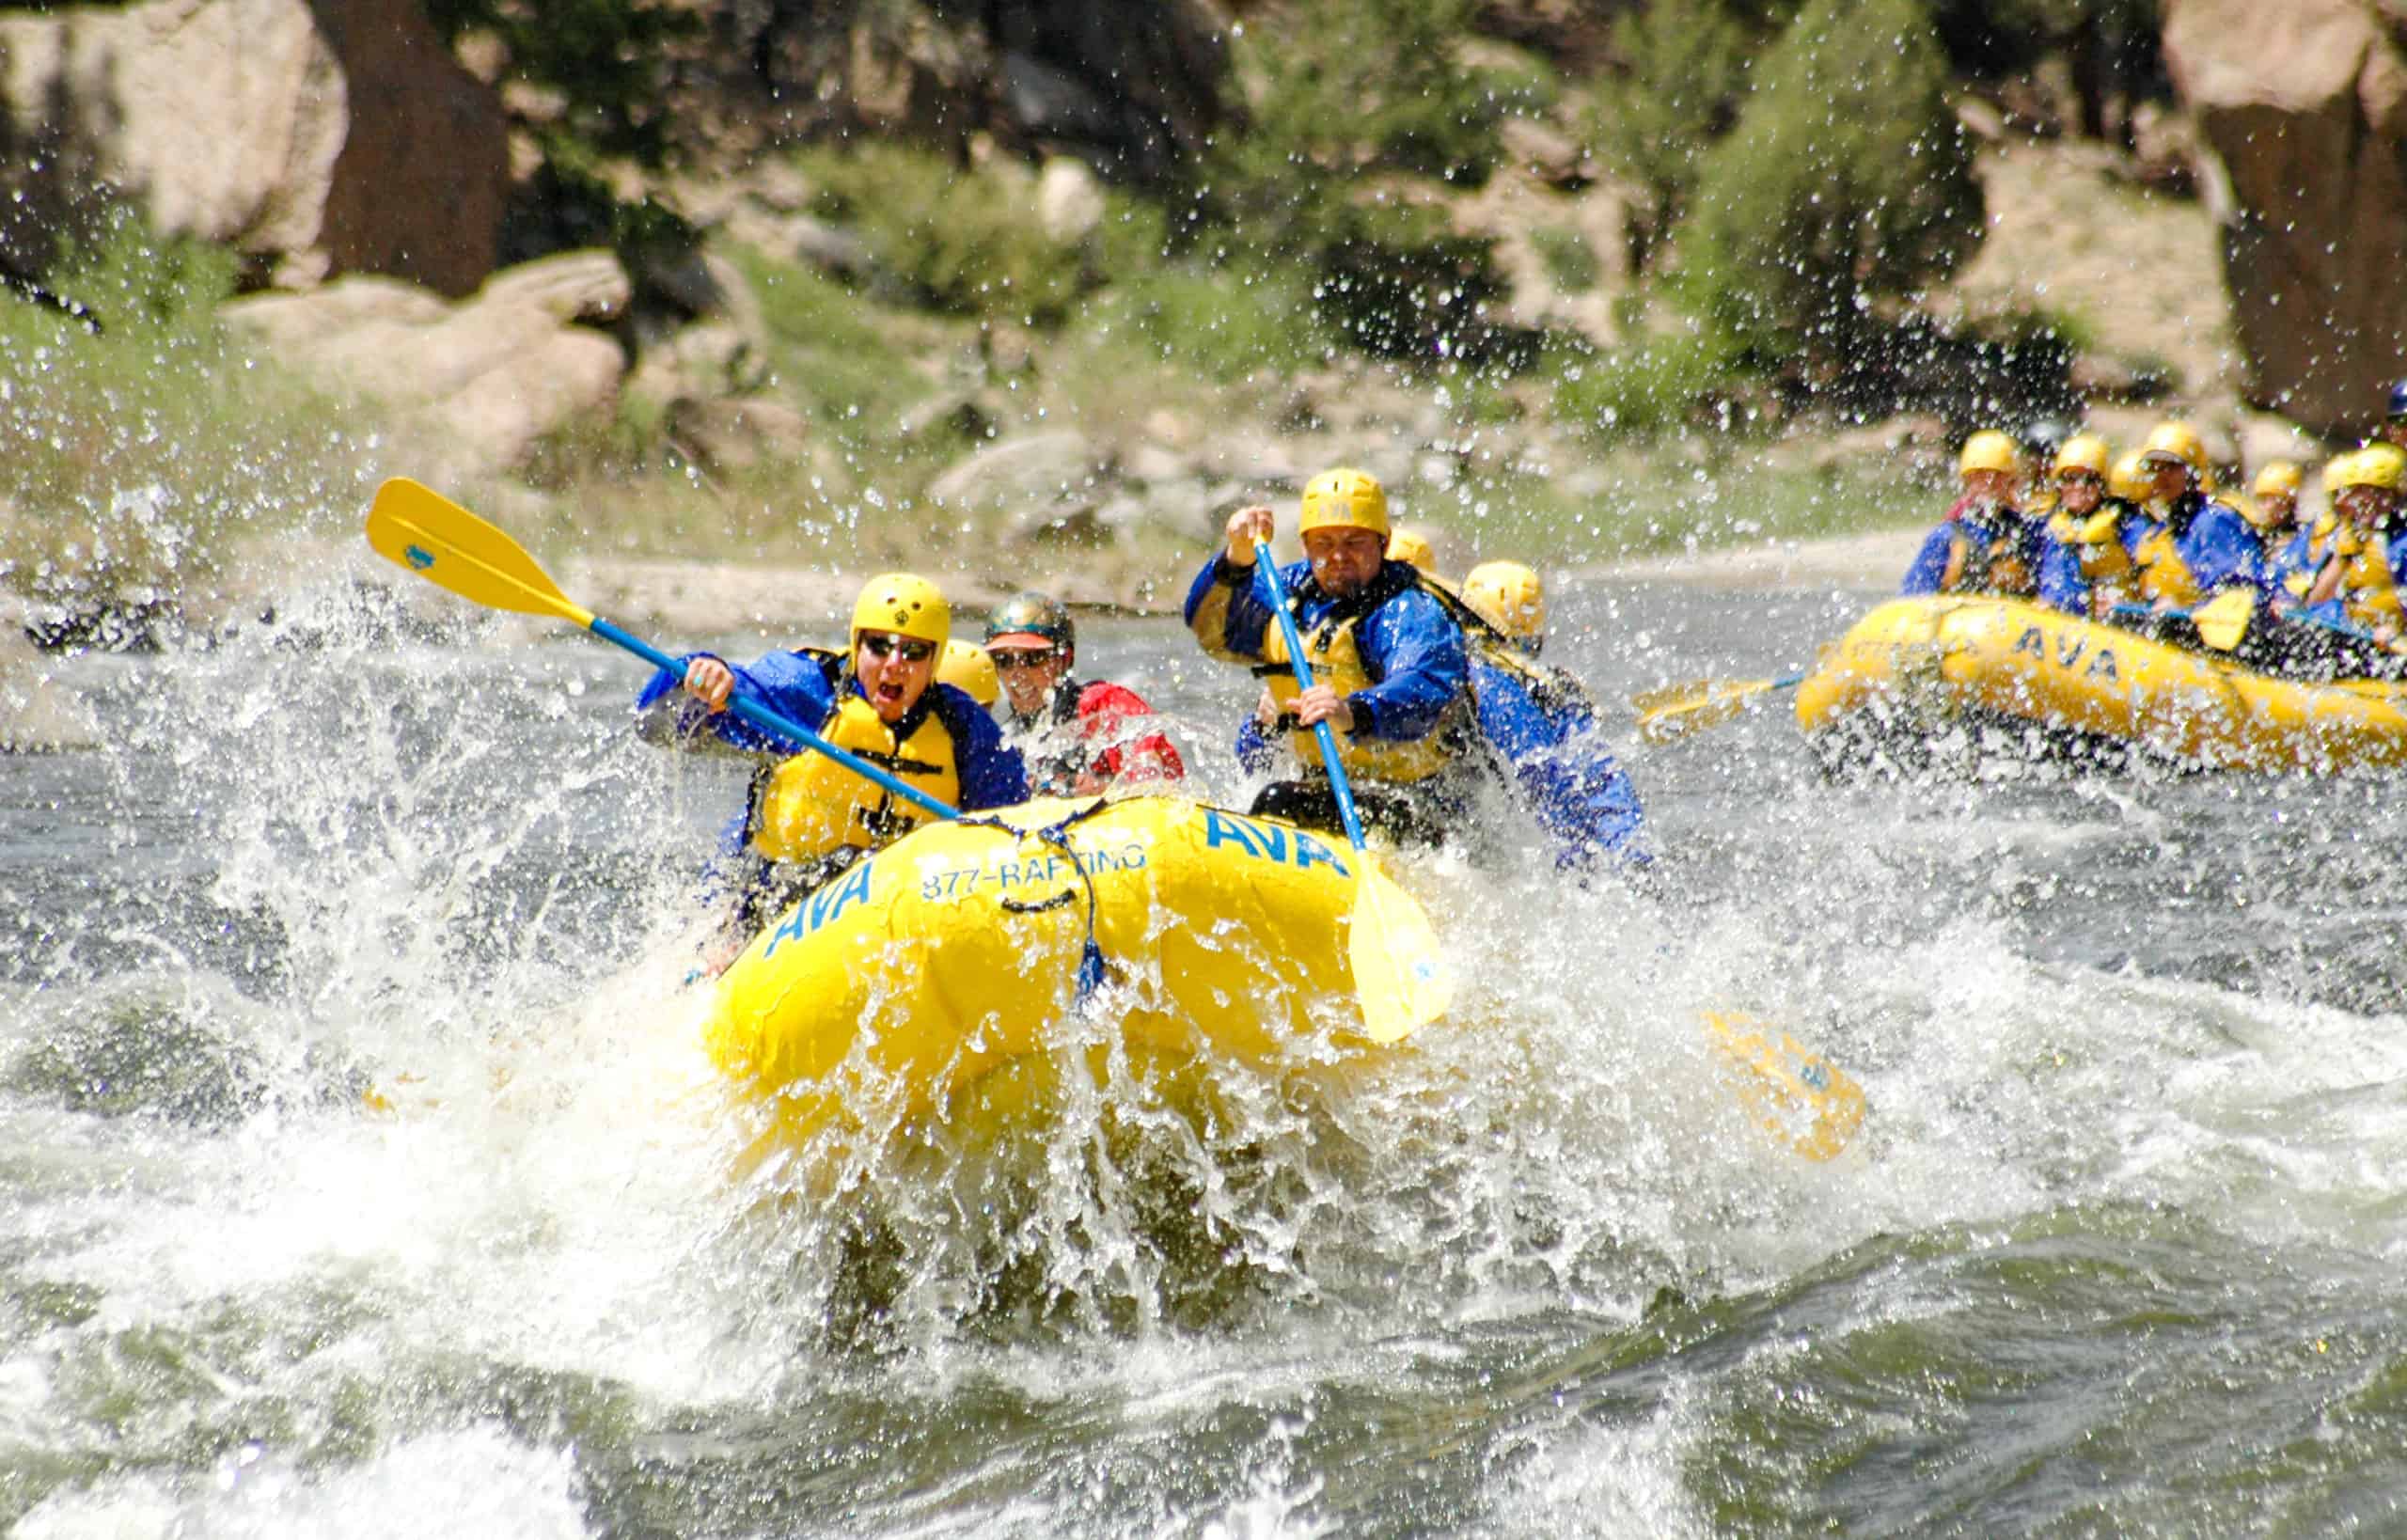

{"left": 703, "top": 794, "right": 1388, "bottom": 1157}
{"left": 1795, "top": 596, "right": 2407, "bottom": 772}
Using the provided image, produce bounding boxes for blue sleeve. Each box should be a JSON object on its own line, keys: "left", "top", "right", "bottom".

{"left": 633, "top": 650, "right": 836, "bottom": 756}
{"left": 1184, "top": 555, "right": 1294, "bottom": 665}
{"left": 1473, "top": 663, "right": 1645, "bottom": 866}
{"left": 2190, "top": 506, "right": 2265, "bottom": 594}
{"left": 1900, "top": 526, "right": 1955, "bottom": 596}
{"left": 1518, "top": 746, "right": 1648, "bottom": 868}
{"left": 1348, "top": 588, "right": 1469, "bottom": 742}
{"left": 932, "top": 685, "right": 1028, "bottom": 810}
{"left": 2037, "top": 535, "right": 2088, "bottom": 615}
{"left": 1234, "top": 716, "right": 1278, "bottom": 773}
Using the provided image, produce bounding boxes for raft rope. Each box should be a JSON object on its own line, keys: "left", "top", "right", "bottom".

{"left": 956, "top": 796, "right": 1117, "bottom": 1009}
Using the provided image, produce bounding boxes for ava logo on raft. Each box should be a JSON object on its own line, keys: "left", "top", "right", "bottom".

{"left": 1201, "top": 809, "right": 1350, "bottom": 876}
{"left": 2010, "top": 624, "right": 2119, "bottom": 681}
{"left": 762, "top": 858, "right": 874, "bottom": 959}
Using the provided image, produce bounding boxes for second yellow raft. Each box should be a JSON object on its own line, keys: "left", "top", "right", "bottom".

{"left": 1795, "top": 596, "right": 2407, "bottom": 772}
{"left": 704, "top": 794, "right": 1399, "bottom": 1157}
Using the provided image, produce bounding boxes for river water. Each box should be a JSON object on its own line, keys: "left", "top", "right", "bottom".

{"left": 5, "top": 560, "right": 2406, "bottom": 1537}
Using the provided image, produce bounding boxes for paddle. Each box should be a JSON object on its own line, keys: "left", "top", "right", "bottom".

{"left": 1699, "top": 1012, "right": 1866, "bottom": 1163}
{"left": 2107, "top": 587, "right": 2254, "bottom": 652}
{"left": 1251, "top": 540, "right": 1454, "bottom": 1044}
{"left": 364, "top": 477, "right": 955, "bottom": 822}
{"left": 1632, "top": 672, "right": 1809, "bottom": 746}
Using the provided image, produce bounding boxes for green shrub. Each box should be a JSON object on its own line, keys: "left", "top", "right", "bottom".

{"left": 795, "top": 144, "right": 1093, "bottom": 326}
{"left": 1589, "top": 0, "right": 1757, "bottom": 275}
{"left": 1675, "top": 0, "right": 1982, "bottom": 363}
{"left": 1530, "top": 225, "right": 1601, "bottom": 293}
{"left": 1222, "top": 0, "right": 1552, "bottom": 198}
{"left": 425, "top": 0, "right": 693, "bottom": 165}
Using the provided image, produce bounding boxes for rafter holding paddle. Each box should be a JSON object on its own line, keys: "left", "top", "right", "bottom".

{"left": 1252, "top": 538, "right": 1455, "bottom": 1045}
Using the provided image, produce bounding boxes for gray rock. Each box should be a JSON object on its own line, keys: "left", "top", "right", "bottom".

{"left": 0, "top": 0, "right": 507, "bottom": 297}
{"left": 223, "top": 251, "right": 631, "bottom": 485}
{"left": 666, "top": 396, "right": 814, "bottom": 474}
{"left": 2165, "top": 0, "right": 2407, "bottom": 435}
{"left": 925, "top": 430, "right": 1116, "bottom": 512}
{"left": 1036, "top": 157, "right": 1107, "bottom": 244}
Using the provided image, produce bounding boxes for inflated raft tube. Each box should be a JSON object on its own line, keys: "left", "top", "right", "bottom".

{"left": 1795, "top": 596, "right": 2407, "bottom": 772}
{"left": 704, "top": 794, "right": 1394, "bottom": 1151}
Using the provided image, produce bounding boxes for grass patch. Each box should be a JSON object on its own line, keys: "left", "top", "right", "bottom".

{"left": 1547, "top": 329, "right": 1744, "bottom": 444}
{"left": 1070, "top": 263, "right": 1318, "bottom": 385}
{"left": 0, "top": 213, "right": 374, "bottom": 618}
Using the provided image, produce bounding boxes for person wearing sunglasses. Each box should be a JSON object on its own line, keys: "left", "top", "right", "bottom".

{"left": 635, "top": 572, "right": 1026, "bottom": 943}
{"left": 1187, "top": 466, "right": 1482, "bottom": 847}
{"left": 981, "top": 591, "right": 1186, "bottom": 796}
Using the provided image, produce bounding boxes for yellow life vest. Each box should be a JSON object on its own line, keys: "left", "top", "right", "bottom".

{"left": 1946, "top": 520, "right": 2036, "bottom": 597}
{"left": 2132, "top": 520, "right": 2201, "bottom": 606}
{"left": 750, "top": 675, "right": 961, "bottom": 863}
{"left": 2329, "top": 526, "right": 2405, "bottom": 629}
{"left": 1257, "top": 574, "right": 1474, "bottom": 784}
{"left": 2048, "top": 508, "right": 2136, "bottom": 604}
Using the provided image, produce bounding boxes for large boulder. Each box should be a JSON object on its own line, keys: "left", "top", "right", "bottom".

{"left": 223, "top": 251, "right": 629, "bottom": 485}
{"left": 2164, "top": 0, "right": 2407, "bottom": 435}
{"left": 0, "top": 0, "right": 506, "bottom": 296}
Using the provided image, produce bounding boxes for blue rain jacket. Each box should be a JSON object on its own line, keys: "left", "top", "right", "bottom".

{"left": 1900, "top": 511, "right": 2050, "bottom": 598}
{"left": 1469, "top": 658, "right": 1647, "bottom": 868}
{"left": 2136, "top": 495, "right": 2266, "bottom": 600}
{"left": 2263, "top": 526, "right": 2323, "bottom": 605}
{"left": 1185, "top": 554, "right": 1470, "bottom": 745}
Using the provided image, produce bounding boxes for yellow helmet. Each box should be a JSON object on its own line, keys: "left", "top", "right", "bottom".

{"left": 2138, "top": 420, "right": 2210, "bottom": 480}
{"left": 2108, "top": 449, "right": 2152, "bottom": 504}
{"left": 850, "top": 572, "right": 950, "bottom": 649}
{"left": 1958, "top": 430, "right": 2022, "bottom": 479}
{"left": 1298, "top": 467, "right": 1392, "bottom": 539}
{"left": 1387, "top": 526, "right": 1438, "bottom": 574}
{"left": 2252, "top": 461, "right": 2304, "bottom": 501}
{"left": 936, "top": 639, "right": 998, "bottom": 706}
{"left": 1461, "top": 559, "right": 1546, "bottom": 641}
{"left": 2052, "top": 433, "right": 2112, "bottom": 479}
{"left": 2332, "top": 444, "right": 2407, "bottom": 493}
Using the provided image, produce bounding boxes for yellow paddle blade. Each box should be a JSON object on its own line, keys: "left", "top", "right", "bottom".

{"left": 365, "top": 478, "right": 595, "bottom": 627}
{"left": 2191, "top": 588, "right": 2254, "bottom": 652}
{"left": 1699, "top": 1010, "right": 1867, "bottom": 1161}
{"left": 1633, "top": 677, "right": 1779, "bottom": 746}
{"left": 1347, "top": 854, "right": 1453, "bottom": 1045}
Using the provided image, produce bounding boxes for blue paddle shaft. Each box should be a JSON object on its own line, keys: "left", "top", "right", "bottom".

{"left": 588, "top": 616, "right": 963, "bottom": 822}
{"left": 1251, "top": 541, "right": 1370, "bottom": 854}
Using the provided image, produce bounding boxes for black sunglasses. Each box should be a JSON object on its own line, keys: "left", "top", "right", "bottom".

{"left": 991, "top": 649, "right": 1058, "bottom": 671}
{"left": 860, "top": 634, "right": 935, "bottom": 663}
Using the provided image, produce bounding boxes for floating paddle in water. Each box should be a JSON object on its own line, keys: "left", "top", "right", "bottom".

{"left": 1631, "top": 671, "right": 1809, "bottom": 745}
{"left": 1699, "top": 1011, "right": 1866, "bottom": 1162}
{"left": 2107, "top": 587, "right": 2254, "bottom": 652}
{"left": 1251, "top": 539, "right": 1454, "bottom": 1045}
